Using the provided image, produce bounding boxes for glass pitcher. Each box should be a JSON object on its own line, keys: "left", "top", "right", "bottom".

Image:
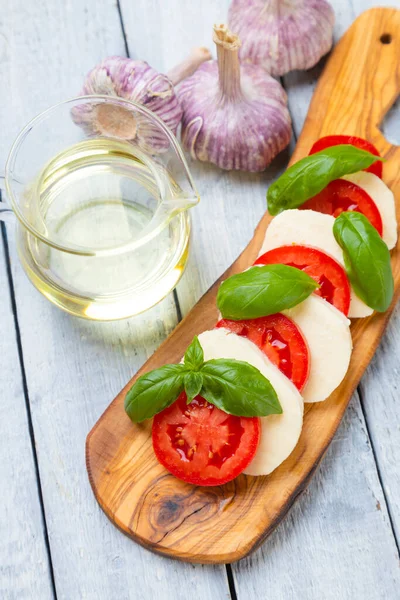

{"left": 0, "top": 96, "right": 199, "bottom": 320}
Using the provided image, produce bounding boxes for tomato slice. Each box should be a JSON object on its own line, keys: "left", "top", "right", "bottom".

{"left": 217, "top": 314, "right": 309, "bottom": 391}
{"left": 309, "top": 135, "right": 383, "bottom": 178}
{"left": 300, "top": 179, "right": 383, "bottom": 236}
{"left": 256, "top": 245, "right": 351, "bottom": 316}
{"left": 152, "top": 393, "right": 260, "bottom": 486}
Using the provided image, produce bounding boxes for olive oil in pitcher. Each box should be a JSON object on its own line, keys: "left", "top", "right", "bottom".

{"left": 17, "top": 138, "right": 193, "bottom": 320}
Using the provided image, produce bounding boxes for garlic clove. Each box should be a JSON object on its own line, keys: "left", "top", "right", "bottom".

{"left": 228, "top": 0, "right": 335, "bottom": 76}
{"left": 72, "top": 50, "right": 211, "bottom": 152}
{"left": 167, "top": 47, "right": 212, "bottom": 87}
{"left": 178, "top": 24, "right": 291, "bottom": 172}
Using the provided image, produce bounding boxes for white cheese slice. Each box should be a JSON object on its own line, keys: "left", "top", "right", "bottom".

{"left": 283, "top": 295, "right": 352, "bottom": 403}
{"left": 342, "top": 171, "right": 397, "bottom": 250}
{"left": 260, "top": 209, "right": 373, "bottom": 318}
{"left": 196, "top": 328, "right": 304, "bottom": 476}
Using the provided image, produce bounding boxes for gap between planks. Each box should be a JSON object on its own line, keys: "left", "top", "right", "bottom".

{"left": 357, "top": 385, "right": 400, "bottom": 557}
{"left": 0, "top": 219, "right": 58, "bottom": 599}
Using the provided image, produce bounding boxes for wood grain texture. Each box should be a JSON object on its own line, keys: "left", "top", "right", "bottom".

{"left": 233, "top": 394, "right": 400, "bottom": 600}
{"left": 87, "top": 7, "right": 400, "bottom": 564}
{"left": 359, "top": 303, "right": 400, "bottom": 541}
{"left": 0, "top": 228, "right": 54, "bottom": 600}
{"left": 0, "top": 0, "right": 229, "bottom": 598}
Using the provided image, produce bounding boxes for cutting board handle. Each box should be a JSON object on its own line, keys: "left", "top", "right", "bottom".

{"left": 293, "top": 8, "right": 400, "bottom": 162}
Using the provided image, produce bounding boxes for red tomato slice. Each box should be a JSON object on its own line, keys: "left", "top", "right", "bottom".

{"left": 152, "top": 393, "right": 260, "bottom": 486}
{"left": 256, "top": 245, "right": 351, "bottom": 316}
{"left": 216, "top": 314, "right": 309, "bottom": 391}
{"left": 309, "top": 135, "right": 383, "bottom": 178}
{"left": 300, "top": 179, "right": 383, "bottom": 236}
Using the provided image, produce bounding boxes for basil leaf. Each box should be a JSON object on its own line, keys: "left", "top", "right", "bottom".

{"left": 184, "top": 335, "right": 204, "bottom": 370}
{"left": 200, "top": 359, "right": 282, "bottom": 417}
{"left": 333, "top": 211, "right": 394, "bottom": 312}
{"left": 184, "top": 371, "right": 203, "bottom": 403}
{"left": 267, "top": 145, "right": 384, "bottom": 216}
{"left": 217, "top": 264, "right": 319, "bottom": 320}
{"left": 124, "top": 364, "right": 185, "bottom": 423}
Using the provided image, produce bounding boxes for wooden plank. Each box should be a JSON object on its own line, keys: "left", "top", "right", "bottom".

{"left": 359, "top": 304, "right": 400, "bottom": 542}
{"left": 0, "top": 0, "right": 229, "bottom": 598}
{"left": 233, "top": 394, "right": 400, "bottom": 600}
{"left": 0, "top": 227, "right": 54, "bottom": 600}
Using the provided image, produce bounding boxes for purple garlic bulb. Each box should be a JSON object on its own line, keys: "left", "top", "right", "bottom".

{"left": 228, "top": 0, "right": 335, "bottom": 76}
{"left": 72, "top": 49, "right": 211, "bottom": 152}
{"left": 178, "top": 24, "right": 291, "bottom": 172}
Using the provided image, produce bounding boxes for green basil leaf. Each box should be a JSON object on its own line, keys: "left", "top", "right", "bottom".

{"left": 124, "top": 364, "right": 185, "bottom": 423}
{"left": 333, "top": 211, "right": 394, "bottom": 312}
{"left": 184, "top": 335, "right": 204, "bottom": 370}
{"left": 200, "top": 359, "right": 282, "bottom": 417}
{"left": 267, "top": 145, "right": 384, "bottom": 216}
{"left": 217, "top": 264, "right": 319, "bottom": 320}
{"left": 184, "top": 371, "right": 203, "bottom": 403}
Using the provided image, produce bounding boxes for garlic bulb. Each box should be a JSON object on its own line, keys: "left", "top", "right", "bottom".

{"left": 228, "top": 0, "right": 335, "bottom": 76}
{"left": 178, "top": 24, "right": 291, "bottom": 172}
{"left": 72, "top": 48, "right": 211, "bottom": 151}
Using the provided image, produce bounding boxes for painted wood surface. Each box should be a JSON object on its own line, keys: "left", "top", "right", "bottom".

{"left": 0, "top": 226, "right": 54, "bottom": 599}
{"left": 1, "top": 0, "right": 400, "bottom": 597}
{"left": 233, "top": 395, "right": 400, "bottom": 600}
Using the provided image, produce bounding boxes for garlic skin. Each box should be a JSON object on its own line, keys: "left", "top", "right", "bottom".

{"left": 228, "top": 0, "right": 335, "bottom": 76}
{"left": 72, "top": 49, "right": 211, "bottom": 152}
{"left": 178, "top": 25, "right": 291, "bottom": 172}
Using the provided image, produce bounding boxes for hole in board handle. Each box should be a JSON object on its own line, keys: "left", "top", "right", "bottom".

{"left": 380, "top": 33, "right": 392, "bottom": 44}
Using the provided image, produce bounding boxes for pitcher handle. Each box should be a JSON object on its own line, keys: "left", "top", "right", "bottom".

{"left": 0, "top": 175, "right": 15, "bottom": 224}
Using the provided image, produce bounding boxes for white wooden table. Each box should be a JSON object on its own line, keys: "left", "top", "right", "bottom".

{"left": 1, "top": 1, "right": 400, "bottom": 598}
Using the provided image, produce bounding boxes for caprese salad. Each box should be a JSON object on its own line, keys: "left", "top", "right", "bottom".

{"left": 124, "top": 135, "right": 396, "bottom": 487}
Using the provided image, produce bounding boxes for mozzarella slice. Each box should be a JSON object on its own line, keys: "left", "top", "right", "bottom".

{"left": 283, "top": 295, "right": 352, "bottom": 403}
{"left": 260, "top": 209, "right": 373, "bottom": 318}
{"left": 342, "top": 172, "right": 397, "bottom": 250}
{"left": 196, "top": 328, "right": 303, "bottom": 476}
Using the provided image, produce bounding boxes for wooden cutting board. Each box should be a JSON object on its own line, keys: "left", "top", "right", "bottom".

{"left": 86, "top": 7, "right": 400, "bottom": 564}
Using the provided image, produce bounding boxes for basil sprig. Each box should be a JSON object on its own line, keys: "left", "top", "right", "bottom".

{"left": 124, "top": 336, "right": 282, "bottom": 422}
{"left": 333, "top": 212, "right": 394, "bottom": 312}
{"left": 267, "top": 145, "right": 384, "bottom": 216}
{"left": 200, "top": 360, "right": 280, "bottom": 417}
{"left": 217, "top": 264, "right": 319, "bottom": 320}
